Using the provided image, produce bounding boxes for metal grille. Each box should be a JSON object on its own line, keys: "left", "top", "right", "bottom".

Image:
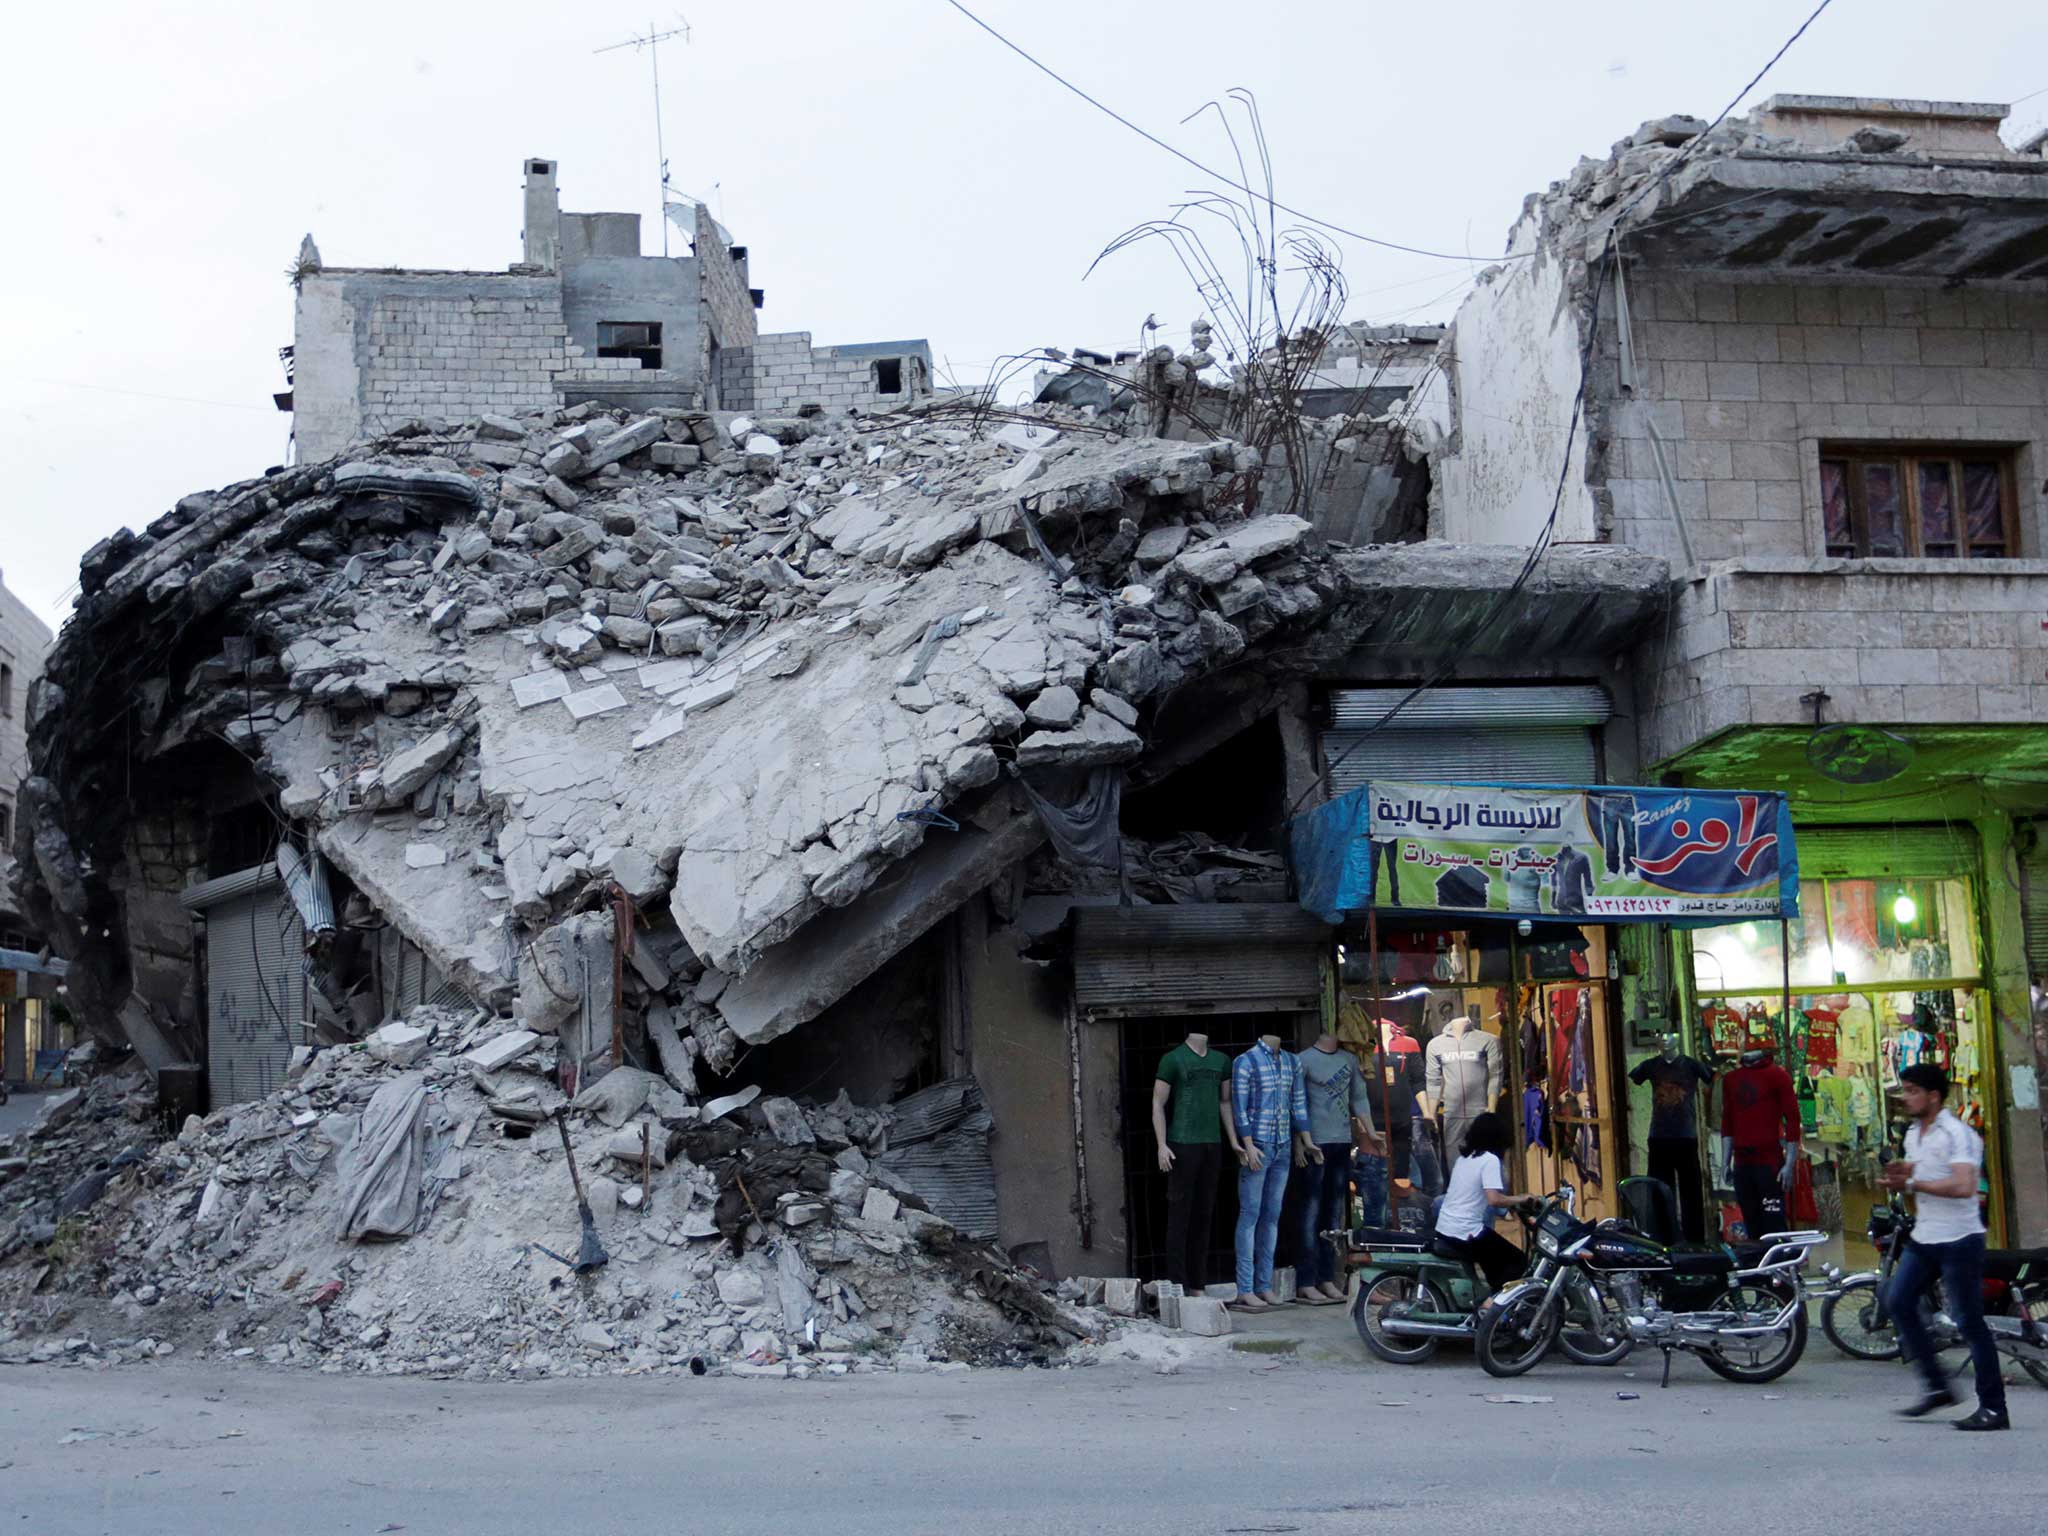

{"left": 1074, "top": 905, "right": 1327, "bottom": 1020}
{"left": 202, "top": 882, "right": 307, "bottom": 1110}
{"left": 1320, "top": 686, "right": 1608, "bottom": 797}
{"left": 2018, "top": 824, "right": 2048, "bottom": 985}
{"left": 1794, "top": 825, "right": 1979, "bottom": 880}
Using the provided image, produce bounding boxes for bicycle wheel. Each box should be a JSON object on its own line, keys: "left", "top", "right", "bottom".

{"left": 1476, "top": 1286, "right": 1560, "bottom": 1378}
{"left": 1354, "top": 1273, "right": 1448, "bottom": 1365}
{"left": 1821, "top": 1278, "right": 1902, "bottom": 1361}
{"left": 1558, "top": 1275, "right": 1633, "bottom": 1367}
{"left": 1701, "top": 1281, "right": 1808, "bottom": 1384}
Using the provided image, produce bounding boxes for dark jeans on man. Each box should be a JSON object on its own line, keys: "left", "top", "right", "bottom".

{"left": 1649, "top": 1137, "right": 1706, "bottom": 1242}
{"left": 1888, "top": 1233, "right": 2007, "bottom": 1414}
{"left": 1296, "top": 1143, "right": 1353, "bottom": 1290}
{"left": 1162, "top": 1140, "right": 1223, "bottom": 1290}
{"left": 1434, "top": 1227, "right": 1523, "bottom": 1292}
{"left": 1732, "top": 1161, "right": 1786, "bottom": 1241}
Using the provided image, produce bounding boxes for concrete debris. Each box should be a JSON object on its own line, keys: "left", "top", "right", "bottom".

{"left": 0, "top": 1013, "right": 1127, "bottom": 1379}
{"left": 20, "top": 392, "right": 1406, "bottom": 1083}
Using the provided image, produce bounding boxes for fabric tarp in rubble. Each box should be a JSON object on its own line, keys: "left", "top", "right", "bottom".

{"left": 874, "top": 1076, "right": 998, "bottom": 1240}
{"left": 335, "top": 1072, "right": 429, "bottom": 1241}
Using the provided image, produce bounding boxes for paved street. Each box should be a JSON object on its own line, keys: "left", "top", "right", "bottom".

{"left": 0, "top": 1087, "right": 52, "bottom": 1140}
{"left": 1, "top": 1348, "right": 2041, "bottom": 1535}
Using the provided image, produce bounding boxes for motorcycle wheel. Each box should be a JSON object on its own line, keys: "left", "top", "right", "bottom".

{"left": 1821, "top": 1278, "right": 1902, "bottom": 1362}
{"left": 1701, "top": 1282, "right": 1808, "bottom": 1384}
{"left": 1558, "top": 1276, "right": 1633, "bottom": 1367}
{"left": 1475, "top": 1288, "right": 1560, "bottom": 1379}
{"left": 2012, "top": 1286, "right": 2048, "bottom": 1390}
{"left": 1354, "top": 1274, "right": 1448, "bottom": 1365}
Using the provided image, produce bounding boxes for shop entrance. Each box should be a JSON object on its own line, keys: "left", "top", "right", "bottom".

{"left": 1686, "top": 852, "right": 2002, "bottom": 1263}
{"left": 1336, "top": 918, "right": 1624, "bottom": 1225}
{"left": 1118, "top": 1014, "right": 1271, "bottom": 1286}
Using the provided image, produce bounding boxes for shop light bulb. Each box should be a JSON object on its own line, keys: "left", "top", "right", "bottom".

{"left": 1739, "top": 922, "right": 1759, "bottom": 943}
{"left": 1893, "top": 894, "right": 1918, "bottom": 925}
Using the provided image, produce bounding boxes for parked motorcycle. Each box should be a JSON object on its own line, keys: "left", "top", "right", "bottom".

{"left": 1333, "top": 1185, "right": 1631, "bottom": 1368}
{"left": 1820, "top": 1196, "right": 2048, "bottom": 1387}
{"left": 1475, "top": 1202, "right": 1825, "bottom": 1384}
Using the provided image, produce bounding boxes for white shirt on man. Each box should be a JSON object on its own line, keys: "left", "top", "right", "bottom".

{"left": 1904, "top": 1108, "right": 1984, "bottom": 1245}
{"left": 1435, "top": 1151, "right": 1504, "bottom": 1241}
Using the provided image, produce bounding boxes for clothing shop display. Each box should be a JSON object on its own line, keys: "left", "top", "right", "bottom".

{"left": 1154, "top": 1039, "right": 1229, "bottom": 1291}
{"left": 1629, "top": 1054, "right": 1714, "bottom": 1140}
{"left": 1296, "top": 1143, "right": 1353, "bottom": 1291}
{"left": 1299, "top": 1045, "right": 1374, "bottom": 1146}
{"left": 1368, "top": 837, "right": 1404, "bottom": 906}
{"left": 1503, "top": 846, "right": 1546, "bottom": 911}
{"left": 1161, "top": 1140, "right": 1222, "bottom": 1291}
{"left": 1230, "top": 1041, "right": 1307, "bottom": 1297}
{"left": 1648, "top": 1135, "right": 1708, "bottom": 1241}
{"left": 1426, "top": 1022, "right": 1503, "bottom": 1155}
{"left": 1155, "top": 1043, "right": 1228, "bottom": 1144}
{"left": 1721, "top": 1055, "right": 1801, "bottom": 1240}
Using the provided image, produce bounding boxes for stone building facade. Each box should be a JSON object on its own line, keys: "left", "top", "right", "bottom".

{"left": 290, "top": 159, "right": 931, "bottom": 460}
{"left": 1432, "top": 94, "right": 2048, "bottom": 1241}
{"left": 1, "top": 568, "right": 57, "bottom": 1082}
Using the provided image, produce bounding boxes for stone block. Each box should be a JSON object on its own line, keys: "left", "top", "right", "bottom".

{"left": 1179, "top": 1297, "right": 1232, "bottom": 1336}
{"left": 511, "top": 669, "right": 572, "bottom": 709}
{"left": 563, "top": 683, "right": 627, "bottom": 720}
{"left": 1271, "top": 1266, "right": 1297, "bottom": 1303}
{"left": 367, "top": 1021, "right": 433, "bottom": 1066}
{"left": 464, "top": 1029, "right": 540, "bottom": 1072}
{"left": 1103, "top": 1278, "right": 1141, "bottom": 1316}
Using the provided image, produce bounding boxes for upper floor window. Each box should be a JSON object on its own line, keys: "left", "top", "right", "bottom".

{"left": 596, "top": 321, "right": 662, "bottom": 369}
{"left": 1820, "top": 446, "right": 2017, "bottom": 560}
{"left": 0, "top": 662, "right": 12, "bottom": 716}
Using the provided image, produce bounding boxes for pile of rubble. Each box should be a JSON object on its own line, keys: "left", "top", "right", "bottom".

{"left": 18, "top": 391, "right": 1364, "bottom": 1083}
{"left": 0, "top": 1015, "right": 1149, "bottom": 1378}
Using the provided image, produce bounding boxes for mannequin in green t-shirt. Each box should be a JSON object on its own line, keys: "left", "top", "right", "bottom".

{"left": 1154, "top": 1032, "right": 1231, "bottom": 1291}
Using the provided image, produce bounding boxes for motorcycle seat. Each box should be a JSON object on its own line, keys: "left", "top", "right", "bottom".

{"left": 1351, "top": 1225, "right": 1432, "bottom": 1252}
{"left": 1667, "top": 1248, "right": 1736, "bottom": 1278}
{"left": 1983, "top": 1247, "right": 2048, "bottom": 1283}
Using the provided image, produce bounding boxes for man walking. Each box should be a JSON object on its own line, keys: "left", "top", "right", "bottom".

{"left": 1882, "top": 1063, "right": 2008, "bottom": 1431}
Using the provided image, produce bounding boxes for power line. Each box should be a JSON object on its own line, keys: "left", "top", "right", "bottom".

{"left": 940, "top": 0, "right": 1508, "bottom": 264}
{"left": 15, "top": 376, "right": 272, "bottom": 412}
{"left": 1299, "top": 0, "right": 1839, "bottom": 813}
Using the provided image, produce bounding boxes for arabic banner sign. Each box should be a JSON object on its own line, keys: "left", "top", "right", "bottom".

{"left": 1291, "top": 780, "right": 1799, "bottom": 925}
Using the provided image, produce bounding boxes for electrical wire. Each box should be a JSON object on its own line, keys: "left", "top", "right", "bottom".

{"left": 941, "top": 0, "right": 1513, "bottom": 264}
{"left": 15, "top": 375, "right": 273, "bottom": 412}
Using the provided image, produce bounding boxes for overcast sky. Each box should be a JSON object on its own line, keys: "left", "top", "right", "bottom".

{"left": 1, "top": 0, "right": 2041, "bottom": 633}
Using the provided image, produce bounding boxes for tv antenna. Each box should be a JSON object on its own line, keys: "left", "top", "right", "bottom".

{"left": 596, "top": 17, "right": 691, "bottom": 255}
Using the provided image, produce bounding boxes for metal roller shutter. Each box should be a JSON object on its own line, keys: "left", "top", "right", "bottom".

{"left": 1072, "top": 905, "right": 1329, "bottom": 1021}
{"left": 1320, "top": 686, "right": 1609, "bottom": 796}
{"left": 2017, "top": 823, "right": 2048, "bottom": 985}
{"left": 1793, "top": 825, "right": 1979, "bottom": 881}
{"left": 187, "top": 871, "right": 308, "bottom": 1110}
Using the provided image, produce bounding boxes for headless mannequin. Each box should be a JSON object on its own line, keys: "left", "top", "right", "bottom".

{"left": 1152, "top": 1032, "right": 1227, "bottom": 1293}
{"left": 1221, "top": 1033, "right": 1312, "bottom": 1309}
{"left": 1717, "top": 1046, "right": 1800, "bottom": 1241}
{"left": 1427, "top": 1013, "right": 1503, "bottom": 1159}
{"left": 1631, "top": 1031, "right": 1714, "bottom": 1241}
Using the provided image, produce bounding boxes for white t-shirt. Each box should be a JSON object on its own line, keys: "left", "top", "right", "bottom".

{"left": 1435, "top": 1151, "right": 1504, "bottom": 1241}
{"left": 1904, "top": 1108, "right": 1985, "bottom": 1245}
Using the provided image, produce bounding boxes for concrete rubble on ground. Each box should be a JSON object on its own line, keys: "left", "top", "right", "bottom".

{"left": 0, "top": 1010, "right": 1164, "bottom": 1377}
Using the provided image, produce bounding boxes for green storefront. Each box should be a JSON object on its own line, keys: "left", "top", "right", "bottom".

{"left": 1655, "top": 724, "right": 2048, "bottom": 1256}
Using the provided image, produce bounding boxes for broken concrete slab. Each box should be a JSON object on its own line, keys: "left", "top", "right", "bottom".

{"left": 574, "top": 1066, "right": 656, "bottom": 1128}
{"left": 367, "top": 1022, "right": 433, "bottom": 1067}
{"left": 715, "top": 810, "right": 1045, "bottom": 1045}
{"left": 1178, "top": 1296, "right": 1231, "bottom": 1336}
{"left": 701, "top": 1084, "right": 762, "bottom": 1122}
{"left": 563, "top": 683, "right": 628, "bottom": 721}
{"left": 1014, "top": 708, "right": 1144, "bottom": 769}
{"left": 510, "top": 670, "right": 573, "bottom": 709}
{"left": 462, "top": 1029, "right": 539, "bottom": 1073}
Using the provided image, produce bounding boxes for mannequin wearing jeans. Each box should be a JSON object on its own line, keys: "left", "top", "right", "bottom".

{"left": 1223, "top": 1034, "right": 1311, "bottom": 1311}
{"left": 1294, "top": 1035, "right": 1383, "bottom": 1304}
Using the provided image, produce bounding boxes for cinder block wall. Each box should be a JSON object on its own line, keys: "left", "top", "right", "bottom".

{"left": 295, "top": 272, "right": 619, "bottom": 459}
{"left": 750, "top": 333, "right": 928, "bottom": 416}
{"left": 1600, "top": 275, "right": 2048, "bottom": 566}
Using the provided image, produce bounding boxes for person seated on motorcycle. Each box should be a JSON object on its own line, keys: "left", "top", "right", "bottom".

{"left": 1431, "top": 1112, "right": 1528, "bottom": 1292}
